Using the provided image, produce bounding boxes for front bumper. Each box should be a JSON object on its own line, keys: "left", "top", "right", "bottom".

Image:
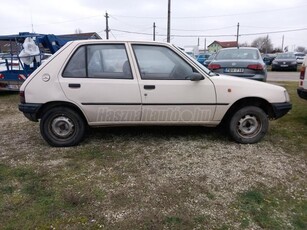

{"left": 271, "top": 102, "right": 292, "bottom": 119}
{"left": 18, "top": 103, "right": 43, "bottom": 122}
{"left": 272, "top": 64, "right": 297, "bottom": 70}
{"left": 297, "top": 87, "right": 307, "bottom": 100}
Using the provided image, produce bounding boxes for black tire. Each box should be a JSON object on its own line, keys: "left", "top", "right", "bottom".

{"left": 40, "top": 107, "right": 86, "bottom": 147}
{"left": 228, "top": 106, "right": 268, "bottom": 144}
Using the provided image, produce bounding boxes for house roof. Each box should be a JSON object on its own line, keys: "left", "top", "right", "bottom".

{"left": 57, "top": 32, "right": 101, "bottom": 40}
{"left": 208, "top": 40, "right": 238, "bottom": 48}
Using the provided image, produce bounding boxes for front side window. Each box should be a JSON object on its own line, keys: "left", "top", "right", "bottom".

{"left": 133, "top": 45, "right": 194, "bottom": 80}
{"left": 63, "top": 44, "right": 132, "bottom": 79}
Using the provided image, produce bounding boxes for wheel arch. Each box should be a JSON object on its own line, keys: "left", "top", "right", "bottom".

{"left": 37, "top": 101, "right": 88, "bottom": 124}
{"left": 221, "top": 97, "right": 274, "bottom": 125}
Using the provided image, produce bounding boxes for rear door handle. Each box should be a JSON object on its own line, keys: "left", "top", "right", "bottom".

{"left": 144, "top": 85, "right": 155, "bottom": 90}
{"left": 69, "top": 83, "right": 81, "bottom": 88}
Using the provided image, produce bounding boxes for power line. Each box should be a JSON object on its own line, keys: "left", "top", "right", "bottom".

{"left": 112, "top": 27, "right": 307, "bottom": 38}
{"left": 241, "top": 27, "right": 307, "bottom": 36}
{"left": 112, "top": 28, "right": 234, "bottom": 37}
{"left": 158, "top": 25, "right": 236, "bottom": 32}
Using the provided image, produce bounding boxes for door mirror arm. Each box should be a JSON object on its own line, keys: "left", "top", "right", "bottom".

{"left": 186, "top": 73, "right": 204, "bottom": 81}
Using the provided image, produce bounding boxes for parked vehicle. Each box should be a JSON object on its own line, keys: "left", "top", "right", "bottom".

{"left": 271, "top": 52, "right": 297, "bottom": 71}
{"left": 262, "top": 53, "right": 276, "bottom": 65}
{"left": 297, "top": 56, "right": 307, "bottom": 100}
{"left": 196, "top": 53, "right": 211, "bottom": 64}
{"left": 294, "top": 52, "right": 305, "bottom": 64}
{"left": 203, "top": 53, "right": 216, "bottom": 67}
{"left": 19, "top": 40, "right": 291, "bottom": 147}
{"left": 0, "top": 32, "right": 99, "bottom": 91}
{"left": 208, "top": 47, "right": 267, "bottom": 81}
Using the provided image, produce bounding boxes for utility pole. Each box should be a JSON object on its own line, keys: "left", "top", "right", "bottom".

{"left": 153, "top": 22, "right": 156, "bottom": 41}
{"left": 236, "top": 22, "right": 240, "bottom": 48}
{"left": 281, "top": 35, "right": 284, "bottom": 52}
{"left": 105, "top": 11, "right": 110, "bottom": 40}
{"left": 265, "top": 34, "right": 269, "bottom": 54}
{"left": 167, "top": 0, "right": 171, "bottom": 43}
{"left": 204, "top": 38, "right": 207, "bottom": 51}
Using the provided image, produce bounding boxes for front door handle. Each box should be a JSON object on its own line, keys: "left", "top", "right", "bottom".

{"left": 144, "top": 85, "right": 155, "bottom": 90}
{"left": 69, "top": 83, "right": 81, "bottom": 88}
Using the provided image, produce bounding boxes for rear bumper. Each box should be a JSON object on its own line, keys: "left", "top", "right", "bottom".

{"left": 297, "top": 87, "right": 307, "bottom": 100}
{"left": 18, "top": 103, "right": 42, "bottom": 121}
{"left": 271, "top": 102, "right": 292, "bottom": 119}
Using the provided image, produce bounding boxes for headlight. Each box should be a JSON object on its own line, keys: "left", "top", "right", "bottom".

{"left": 272, "top": 60, "right": 278, "bottom": 64}
{"left": 291, "top": 61, "right": 297, "bottom": 64}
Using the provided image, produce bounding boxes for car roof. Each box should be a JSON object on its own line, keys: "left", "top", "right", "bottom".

{"left": 69, "top": 39, "right": 171, "bottom": 46}
{"left": 219, "top": 47, "right": 259, "bottom": 51}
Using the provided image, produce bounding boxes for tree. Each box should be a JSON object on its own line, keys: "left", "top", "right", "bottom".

{"left": 239, "top": 42, "right": 249, "bottom": 47}
{"left": 295, "top": 46, "right": 306, "bottom": 53}
{"left": 251, "top": 36, "right": 273, "bottom": 53}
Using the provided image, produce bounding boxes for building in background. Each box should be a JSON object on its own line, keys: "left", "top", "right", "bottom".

{"left": 207, "top": 41, "right": 238, "bottom": 53}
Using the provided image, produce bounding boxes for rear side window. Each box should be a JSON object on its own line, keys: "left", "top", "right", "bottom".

{"left": 63, "top": 44, "right": 132, "bottom": 79}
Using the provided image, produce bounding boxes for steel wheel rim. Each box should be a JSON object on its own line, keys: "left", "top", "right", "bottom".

{"left": 50, "top": 116, "right": 75, "bottom": 138}
{"left": 237, "top": 114, "right": 261, "bottom": 138}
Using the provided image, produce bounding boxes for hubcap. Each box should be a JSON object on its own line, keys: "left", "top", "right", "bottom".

{"left": 51, "top": 116, "right": 75, "bottom": 138}
{"left": 237, "top": 114, "right": 261, "bottom": 138}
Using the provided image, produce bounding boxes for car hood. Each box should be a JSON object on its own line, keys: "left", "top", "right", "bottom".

{"left": 209, "top": 74, "right": 288, "bottom": 103}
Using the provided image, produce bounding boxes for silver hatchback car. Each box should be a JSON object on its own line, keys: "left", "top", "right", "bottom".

{"left": 208, "top": 47, "right": 267, "bottom": 81}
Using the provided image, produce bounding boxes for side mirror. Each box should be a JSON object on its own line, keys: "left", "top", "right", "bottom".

{"left": 187, "top": 73, "right": 204, "bottom": 81}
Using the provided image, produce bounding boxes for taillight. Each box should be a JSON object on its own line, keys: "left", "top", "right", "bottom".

{"left": 300, "top": 66, "right": 305, "bottom": 80}
{"left": 208, "top": 64, "right": 221, "bottom": 70}
{"left": 247, "top": 64, "right": 263, "bottom": 70}
{"left": 0, "top": 73, "right": 4, "bottom": 79}
{"left": 19, "top": 91, "right": 25, "bottom": 104}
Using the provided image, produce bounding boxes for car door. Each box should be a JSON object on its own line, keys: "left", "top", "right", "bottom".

{"left": 131, "top": 44, "right": 216, "bottom": 124}
{"left": 59, "top": 43, "right": 142, "bottom": 124}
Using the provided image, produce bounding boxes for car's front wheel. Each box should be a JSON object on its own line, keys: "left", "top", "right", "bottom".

{"left": 228, "top": 106, "right": 268, "bottom": 144}
{"left": 40, "top": 107, "right": 86, "bottom": 147}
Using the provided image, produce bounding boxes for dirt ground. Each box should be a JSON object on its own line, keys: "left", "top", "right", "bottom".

{"left": 1, "top": 93, "right": 306, "bottom": 229}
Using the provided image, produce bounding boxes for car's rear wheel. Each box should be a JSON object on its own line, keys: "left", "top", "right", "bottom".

{"left": 40, "top": 107, "right": 86, "bottom": 147}
{"left": 229, "top": 106, "right": 268, "bottom": 144}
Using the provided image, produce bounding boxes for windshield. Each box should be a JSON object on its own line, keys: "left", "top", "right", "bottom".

{"left": 174, "top": 45, "right": 214, "bottom": 75}
{"left": 276, "top": 52, "right": 296, "bottom": 59}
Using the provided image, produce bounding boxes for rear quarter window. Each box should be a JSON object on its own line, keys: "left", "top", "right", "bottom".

{"left": 62, "top": 46, "right": 86, "bottom": 78}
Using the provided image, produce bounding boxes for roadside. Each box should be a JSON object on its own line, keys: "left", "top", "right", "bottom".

{"left": 267, "top": 71, "right": 299, "bottom": 82}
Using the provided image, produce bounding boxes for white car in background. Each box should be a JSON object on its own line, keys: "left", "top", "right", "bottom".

{"left": 294, "top": 52, "right": 306, "bottom": 64}
{"left": 298, "top": 56, "right": 307, "bottom": 100}
{"left": 19, "top": 40, "right": 292, "bottom": 147}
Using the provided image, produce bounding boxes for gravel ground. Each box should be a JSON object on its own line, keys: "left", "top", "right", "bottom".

{"left": 1, "top": 95, "right": 306, "bottom": 229}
